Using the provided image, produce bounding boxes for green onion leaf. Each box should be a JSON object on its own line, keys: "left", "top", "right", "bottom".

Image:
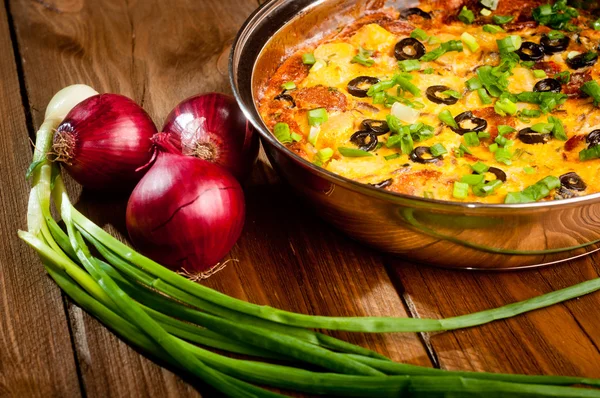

{"left": 579, "top": 145, "right": 600, "bottom": 161}
{"left": 547, "top": 30, "right": 566, "bottom": 40}
{"left": 461, "top": 32, "right": 480, "bottom": 52}
{"left": 308, "top": 126, "right": 320, "bottom": 146}
{"left": 439, "top": 109, "right": 458, "bottom": 129}
{"left": 524, "top": 166, "right": 536, "bottom": 174}
{"left": 430, "top": 143, "right": 448, "bottom": 157}
{"left": 351, "top": 47, "right": 375, "bottom": 67}
{"left": 520, "top": 109, "right": 542, "bottom": 118}
{"left": 532, "top": 0, "right": 579, "bottom": 30}
{"left": 291, "top": 132, "right": 302, "bottom": 142}
{"left": 281, "top": 81, "right": 296, "bottom": 90}
{"left": 477, "top": 88, "right": 492, "bottom": 104}
{"left": 473, "top": 179, "right": 503, "bottom": 196}
{"left": 442, "top": 90, "right": 462, "bottom": 99}
{"left": 308, "top": 108, "right": 328, "bottom": 126}
{"left": 581, "top": 80, "right": 600, "bottom": 106}
{"left": 398, "top": 59, "right": 421, "bottom": 72}
{"left": 338, "top": 147, "right": 375, "bottom": 157}
{"left": 471, "top": 161, "right": 489, "bottom": 174}
{"left": 458, "top": 6, "right": 475, "bottom": 24}
{"left": 533, "top": 69, "right": 547, "bottom": 79}
{"left": 494, "top": 97, "right": 518, "bottom": 116}
{"left": 464, "top": 132, "right": 480, "bottom": 147}
{"left": 396, "top": 76, "right": 421, "bottom": 96}
{"left": 273, "top": 123, "right": 292, "bottom": 144}
{"left": 492, "top": 15, "right": 514, "bottom": 25}
{"left": 531, "top": 122, "right": 555, "bottom": 134}
{"left": 422, "top": 67, "right": 435, "bottom": 74}
{"left": 453, "top": 181, "right": 470, "bottom": 199}
{"left": 313, "top": 148, "right": 334, "bottom": 166}
{"left": 478, "top": 131, "right": 491, "bottom": 139}
{"left": 555, "top": 71, "right": 571, "bottom": 84}
{"left": 593, "top": 19, "right": 600, "bottom": 31}
{"left": 384, "top": 153, "right": 401, "bottom": 160}
{"left": 410, "top": 28, "right": 429, "bottom": 41}
{"left": 302, "top": 53, "right": 316, "bottom": 65}
{"left": 480, "top": 0, "right": 499, "bottom": 10}
{"left": 461, "top": 174, "right": 485, "bottom": 185}
{"left": 548, "top": 116, "right": 568, "bottom": 141}
{"left": 505, "top": 175, "right": 560, "bottom": 203}
{"left": 495, "top": 147, "right": 513, "bottom": 165}
{"left": 489, "top": 143, "right": 499, "bottom": 153}
{"left": 420, "top": 40, "right": 463, "bottom": 62}
{"left": 480, "top": 8, "right": 492, "bottom": 16}
{"left": 467, "top": 77, "right": 483, "bottom": 91}
{"left": 497, "top": 35, "right": 522, "bottom": 53}
{"left": 483, "top": 24, "right": 505, "bottom": 33}
{"left": 497, "top": 125, "right": 516, "bottom": 135}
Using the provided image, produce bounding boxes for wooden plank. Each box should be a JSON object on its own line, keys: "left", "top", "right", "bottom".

{"left": 8, "top": 0, "right": 431, "bottom": 396}
{"left": 0, "top": 3, "right": 81, "bottom": 397}
{"left": 389, "top": 257, "right": 600, "bottom": 377}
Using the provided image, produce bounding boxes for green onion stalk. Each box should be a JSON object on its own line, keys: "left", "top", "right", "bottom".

{"left": 19, "top": 85, "right": 600, "bottom": 397}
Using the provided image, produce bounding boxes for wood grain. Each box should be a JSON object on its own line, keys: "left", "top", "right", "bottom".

{"left": 389, "top": 258, "right": 600, "bottom": 377}
{"left": 0, "top": 2, "right": 81, "bottom": 397}
{"left": 6, "top": 0, "right": 430, "bottom": 396}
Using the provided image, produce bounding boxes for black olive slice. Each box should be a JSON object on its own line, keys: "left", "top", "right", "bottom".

{"left": 362, "top": 119, "right": 390, "bottom": 135}
{"left": 350, "top": 130, "right": 378, "bottom": 151}
{"left": 450, "top": 111, "right": 487, "bottom": 135}
{"left": 410, "top": 146, "right": 442, "bottom": 163}
{"left": 586, "top": 129, "right": 600, "bottom": 147}
{"left": 517, "top": 127, "right": 551, "bottom": 144}
{"left": 370, "top": 178, "right": 393, "bottom": 189}
{"left": 560, "top": 172, "right": 586, "bottom": 191}
{"left": 399, "top": 7, "right": 432, "bottom": 20}
{"left": 426, "top": 85, "right": 459, "bottom": 105}
{"left": 540, "top": 34, "right": 570, "bottom": 54}
{"left": 394, "top": 38, "right": 426, "bottom": 61}
{"left": 556, "top": 186, "right": 577, "bottom": 199}
{"left": 566, "top": 52, "right": 598, "bottom": 70}
{"left": 534, "top": 78, "right": 562, "bottom": 93}
{"left": 515, "top": 42, "right": 545, "bottom": 62}
{"left": 347, "top": 76, "right": 380, "bottom": 98}
{"left": 274, "top": 93, "right": 296, "bottom": 108}
{"left": 487, "top": 167, "right": 507, "bottom": 182}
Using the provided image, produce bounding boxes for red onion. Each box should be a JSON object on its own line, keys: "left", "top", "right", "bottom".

{"left": 126, "top": 133, "right": 245, "bottom": 276}
{"left": 53, "top": 94, "right": 157, "bottom": 191}
{"left": 162, "top": 93, "right": 259, "bottom": 180}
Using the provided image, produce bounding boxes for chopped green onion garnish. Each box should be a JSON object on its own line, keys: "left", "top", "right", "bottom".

{"left": 504, "top": 176, "right": 560, "bottom": 203}
{"left": 291, "top": 132, "right": 302, "bottom": 142}
{"left": 555, "top": 71, "right": 571, "bottom": 84}
{"left": 497, "top": 35, "right": 522, "bottom": 53}
{"left": 442, "top": 90, "right": 462, "bottom": 99}
{"left": 473, "top": 179, "right": 503, "bottom": 196}
{"left": 494, "top": 97, "right": 518, "bottom": 116}
{"left": 372, "top": 91, "right": 385, "bottom": 104}
{"left": 281, "top": 81, "right": 296, "bottom": 90}
{"left": 398, "top": 59, "right": 421, "bottom": 72}
{"left": 308, "top": 108, "right": 328, "bottom": 126}
{"left": 430, "top": 143, "right": 448, "bottom": 157}
{"left": 461, "top": 174, "right": 485, "bottom": 185}
{"left": 471, "top": 161, "right": 489, "bottom": 174}
{"left": 579, "top": 145, "right": 600, "bottom": 161}
{"left": 581, "top": 80, "right": 600, "bottom": 106}
{"left": 593, "top": 19, "right": 600, "bottom": 31}
{"left": 338, "top": 147, "right": 374, "bottom": 157}
{"left": 480, "top": 8, "right": 492, "bottom": 16}
{"left": 466, "top": 77, "right": 483, "bottom": 91}
{"left": 533, "top": 0, "right": 579, "bottom": 30}
{"left": 351, "top": 47, "right": 375, "bottom": 67}
{"left": 308, "top": 126, "right": 320, "bottom": 146}
{"left": 455, "top": 143, "right": 473, "bottom": 157}
{"left": 548, "top": 116, "right": 567, "bottom": 141}
{"left": 302, "top": 53, "right": 316, "bottom": 65}
{"left": 531, "top": 122, "right": 554, "bottom": 134}
{"left": 461, "top": 32, "right": 480, "bottom": 52}
{"left": 497, "top": 125, "right": 516, "bottom": 135}
{"left": 495, "top": 147, "right": 512, "bottom": 165}
{"left": 464, "top": 132, "right": 480, "bottom": 147}
{"left": 274, "top": 123, "right": 292, "bottom": 144}
{"left": 422, "top": 67, "right": 435, "bottom": 74}
{"left": 492, "top": 15, "right": 514, "bottom": 25}
{"left": 313, "top": 148, "right": 334, "bottom": 166}
{"left": 520, "top": 61, "right": 535, "bottom": 69}
{"left": 520, "top": 109, "right": 541, "bottom": 118}
{"left": 458, "top": 6, "right": 475, "bottom": 24}
{"left": 428, "top": 36, "right": 441, "bottom": 45}
{"left": 480, "top": 0, "right": 499, "bottom": 10}
{"left": 453, "top": 181, "right": 470, "bottom": 199}
{"left": 547, "top": 30, "right": 565, "bottom": 40}
{"left": 310, "top": 59, "right": 327, "bottom": 72}
{"left": 384, "top": 153, "right": 401, "bottom": 161}
{"left": 483, "top": 24, "right": 505, "bottom": 33}
{"left": 410, "top": 28, "right": 429, "bottom": 41}
{"left": 478, "top": 131, "right": 491, "bottom": 139}
{"left": 367, "top": 77, "right": 396, "bottom": 96}
{"left": 439, "top": 109, "right": 458, "bottom": 129}
{"left": 489, "top": 143, "right": 499, "bottom": 153}
{"left": 515, "top": 91, "right": 568, "bottom": 113}
{"left": 533, "top": 70, "right": 547, "bottom": 79}
{"left": 396, "top": 76, "right": 421, "bottom": 97}
{"left": 420, "top": 40, "right": 463, "bottom": 62}
{"left": 495, "top": 135, "right": 509, "bottom": 146}
{"left": 477, "top": 88, "right": 492, "bottom": 104}
{"left": 524, "top": 166, "right": 536, "bottom": 174}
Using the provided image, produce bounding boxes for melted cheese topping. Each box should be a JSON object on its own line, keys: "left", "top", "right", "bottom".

{"left": 259, "top": 5, "right": 600, "bottom": 203}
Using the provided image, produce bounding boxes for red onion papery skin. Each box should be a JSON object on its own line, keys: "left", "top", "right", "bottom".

{"left": 162, "top": 93, "right": 259, "bottom": 181}
{"left": 126, "top": 134, "right": 245, "bottom": 275}
{"left": 53, "top": 94, "right": 157, "bottom": 191}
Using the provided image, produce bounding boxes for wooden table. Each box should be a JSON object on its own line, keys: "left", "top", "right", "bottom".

{"left": 1, "top": 1, "right": 599, "bottom": 396}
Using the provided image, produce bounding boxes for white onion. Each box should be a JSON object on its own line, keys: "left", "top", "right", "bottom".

{"left": 391, "top": 102, "right": 420, "bottom": 124}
